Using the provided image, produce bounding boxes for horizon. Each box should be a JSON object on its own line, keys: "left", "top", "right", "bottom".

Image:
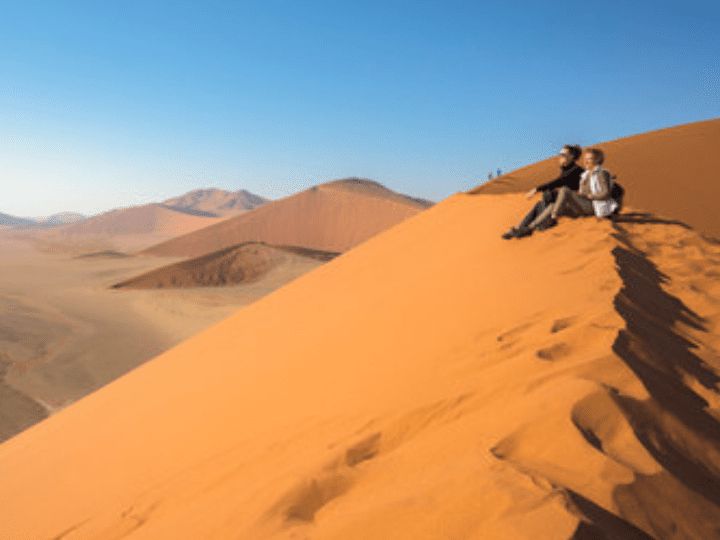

{"left": 1, "top": 1, "right": 718, "bottom": 217}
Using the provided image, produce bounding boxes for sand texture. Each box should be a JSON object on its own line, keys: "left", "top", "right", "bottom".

{"left": 1, "top": 189, "right": 718, "bottom": 538}
{"left": 0, "top": 236, "right": 325, "bottom": 443}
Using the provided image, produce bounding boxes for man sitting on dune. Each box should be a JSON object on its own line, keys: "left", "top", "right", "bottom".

{"left": 502, "top": 144, "right": 584, "bottom": 239}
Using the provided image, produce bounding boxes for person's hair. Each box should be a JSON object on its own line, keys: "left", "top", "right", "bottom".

{"left": 585, "top": 147, "right": 605, "bottom": 164}
{"left": 563, "top": 144, "right": 582, "bottom": 160}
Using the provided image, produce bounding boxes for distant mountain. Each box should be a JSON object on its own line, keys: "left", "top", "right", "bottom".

{"left": 37, "top": 212, "right": 86, "bottom": 227}
{"left": 163, "top": 188, "right": 268, "bottom": 217}
{"left": 0, "top": 212, "right": 35, "bottom": 228}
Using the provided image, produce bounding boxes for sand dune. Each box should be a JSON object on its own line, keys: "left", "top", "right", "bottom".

{"left": 20, "top": 203, "right": 225, "bottom": 252}
{"left": 113, "top": 242, "right": 337, "bottom": 289}
{"left": 0, "top": 209, "right": 718, "bottom": 536}
{"left": 163, "top": 188, "right": 268, "bottom": 217}
{"left": 472, "top": 117, "right": 720, "bottom": 239}
{"left": 1, "top": 123, "right": 719, "bottom": 538}
{"left": 143, "top": 178, "right": 433, "bottom": 257}
{"left": 0, "top": 234, "right": 336, "bottom": 443}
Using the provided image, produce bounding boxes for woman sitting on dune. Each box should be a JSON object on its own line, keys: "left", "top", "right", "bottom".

{"left": 524, "top": 147, "right": 618, "bottom": 230}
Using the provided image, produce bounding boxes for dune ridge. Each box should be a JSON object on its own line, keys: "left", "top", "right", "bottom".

{"left": 471, "top": 117, "right": 720, "bottom": 239}
{"left": 112, "top": 242, "right": 338, "bottom": 289}
{"left": 0, "top": 190, "right": 718, "bottom": 538}
{"left": 16, "top": 203, "right": 225, "bottom": 252}
{"left": 142, "top": 178, "right": 433, "bottom": 258}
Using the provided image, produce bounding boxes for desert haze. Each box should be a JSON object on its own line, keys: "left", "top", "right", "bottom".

{"left": 0, "top": 120, "right": 718, "bottom": 538}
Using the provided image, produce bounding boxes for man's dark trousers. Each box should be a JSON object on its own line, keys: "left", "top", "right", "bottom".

{"left": 518, "top": 190, "right": 556, "bottom": 229}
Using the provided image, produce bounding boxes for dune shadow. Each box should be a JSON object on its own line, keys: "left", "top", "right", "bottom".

{"left": 607, "top": 223, "right": 720, "bottom": 533}
{"left": 610, "top": 212, "right": 691, "bottom": 229}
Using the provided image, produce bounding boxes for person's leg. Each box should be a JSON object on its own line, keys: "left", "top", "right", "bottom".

{"left": 518, "top": 199, "right": 546, "bottom": 229}
{"left": 552, "top": 187, "right": 590, "bottom": 219}
{"left": 528, "top": 203, "right": 555, "bottom": 229}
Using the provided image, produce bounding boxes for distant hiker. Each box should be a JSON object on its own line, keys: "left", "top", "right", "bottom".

{"left": 496, "top": 168, "right": 502, "bottom": 177}
{"left": 488, "top": 171, "right": 494, "bottom": 181}
{"left": 522, "top": 148, "right": 618, "bottom": 230}
{"left": 502, "top": 144, "right": 584, "bottom": 239}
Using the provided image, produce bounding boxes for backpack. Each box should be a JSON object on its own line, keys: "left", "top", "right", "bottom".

{"left": 610, "top": 176, "right": 625, "bottom": 213}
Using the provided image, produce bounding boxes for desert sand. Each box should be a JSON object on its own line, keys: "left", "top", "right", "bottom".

{"left": 143, "top": 178, "right": 433, "bottom": 257}
{"left": 1, "top": 121, "right": 719, "bottom": 538}
{"left": 0, "top": 234, "right": 328, "bottom": 443}
{"left": 14, "top": 202, "right": 226, "bottom": 253}
{"left": 113, "top": 242, "right": 336, "bottom": 289}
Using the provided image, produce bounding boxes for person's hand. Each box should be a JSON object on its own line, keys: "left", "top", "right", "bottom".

{"left": 525, "top": 188, "right": 537, "bottom": 199}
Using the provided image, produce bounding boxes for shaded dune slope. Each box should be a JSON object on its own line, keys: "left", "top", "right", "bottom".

{"left": 472, "top": 118, "right": 720, "bottom": 238}
{"left": 142, "top": 178, "right": 432, "bottom": 257}
{"left": 0, "top": 190, "right": 718, "bottom": 538}
{"left": 112, "top": 242, "right": 338, "bottom": 289}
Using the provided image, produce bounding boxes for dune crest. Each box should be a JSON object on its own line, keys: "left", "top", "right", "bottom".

{"left": 112, "top": 242, "right": 337, "bottom": 289}
{"left": 472, "top": 117, "right": 720, "bottom": 239}
{"left": 142, "top": 178, "right": 433, "bottom": 258}
{"left": 1, "top": 188, "right": 718, "bottom": 538}
{"left": 19, "top": 203, "right": 224, "bottom": 252}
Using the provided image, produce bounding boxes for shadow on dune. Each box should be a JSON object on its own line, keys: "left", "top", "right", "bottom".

{"left": 568, "top": 490, "right": 652, "bottom": 540}
{"left": 605, "top": 223, "right": 720, "bottom": 537}
{"left": 610, "top": 212, "right": 691, "bottom": 228}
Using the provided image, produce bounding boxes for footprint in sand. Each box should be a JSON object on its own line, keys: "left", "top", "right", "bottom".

{"left": 550, "top": 317, "right": 575, "bottom": 334}
{"left": 536, "top": 342, "right": 571, "bottom": 361}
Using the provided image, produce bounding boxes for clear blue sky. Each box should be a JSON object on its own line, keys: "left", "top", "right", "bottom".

{"left": 1, "top": 0, "right": 718, "bottom": 217}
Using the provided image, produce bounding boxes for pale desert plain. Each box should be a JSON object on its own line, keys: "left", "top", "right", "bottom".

{"left": 0, "top": 180, "right": 430, "bottom": 443}
{"left": 0, "top": 119, "right": 718, "bottom": 538}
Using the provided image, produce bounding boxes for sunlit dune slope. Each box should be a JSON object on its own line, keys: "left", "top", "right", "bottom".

{"left": 1, "top": 187, "right": 719, "bottom": 538}
{"left": 142, "top": 178, "right": 432, "bottom": 257}
{"left": 473, "top": 118, "right": 720, "bottom": 238}
{"left": 113, "top": 242, "right": 338, "bottom": 289}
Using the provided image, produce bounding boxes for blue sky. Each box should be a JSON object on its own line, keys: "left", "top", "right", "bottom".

{"left": 1, "top": 0, "right": 718, "bottom": 216}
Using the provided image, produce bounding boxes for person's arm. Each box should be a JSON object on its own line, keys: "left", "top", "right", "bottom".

{"left": 536, "top": 175, "right": 566, "bottom": 192}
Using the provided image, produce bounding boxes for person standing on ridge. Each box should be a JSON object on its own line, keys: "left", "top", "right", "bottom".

{"left": 501, "top": 144, "right": 584, "bottom": 239}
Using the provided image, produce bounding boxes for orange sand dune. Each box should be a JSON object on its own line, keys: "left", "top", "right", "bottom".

{"left": 473, "top": 117, "right": 720, "bottom": 238}
{"left": 1, "top": 188, "right": 719, "bottom": 538}
{"left": 142, "top": 178, "right": 433, "bottom": 257}
{"left": 113, "top": 242, "right": 337, "bottom": 289}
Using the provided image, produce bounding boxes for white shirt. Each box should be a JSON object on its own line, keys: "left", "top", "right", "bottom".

{"left": 582, "top": 166, "right": 618, "bottom": 218}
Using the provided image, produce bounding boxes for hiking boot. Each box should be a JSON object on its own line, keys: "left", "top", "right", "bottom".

{"left": 514, "top": 226, "right": 533, "bottom": 238}
{"left": 501, "top": 228, "right": 518, "bottom": 240}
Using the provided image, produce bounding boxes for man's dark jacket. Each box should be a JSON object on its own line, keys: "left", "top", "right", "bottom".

{"left": 536, "top": 162, "right": 584, "bottom": 193}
